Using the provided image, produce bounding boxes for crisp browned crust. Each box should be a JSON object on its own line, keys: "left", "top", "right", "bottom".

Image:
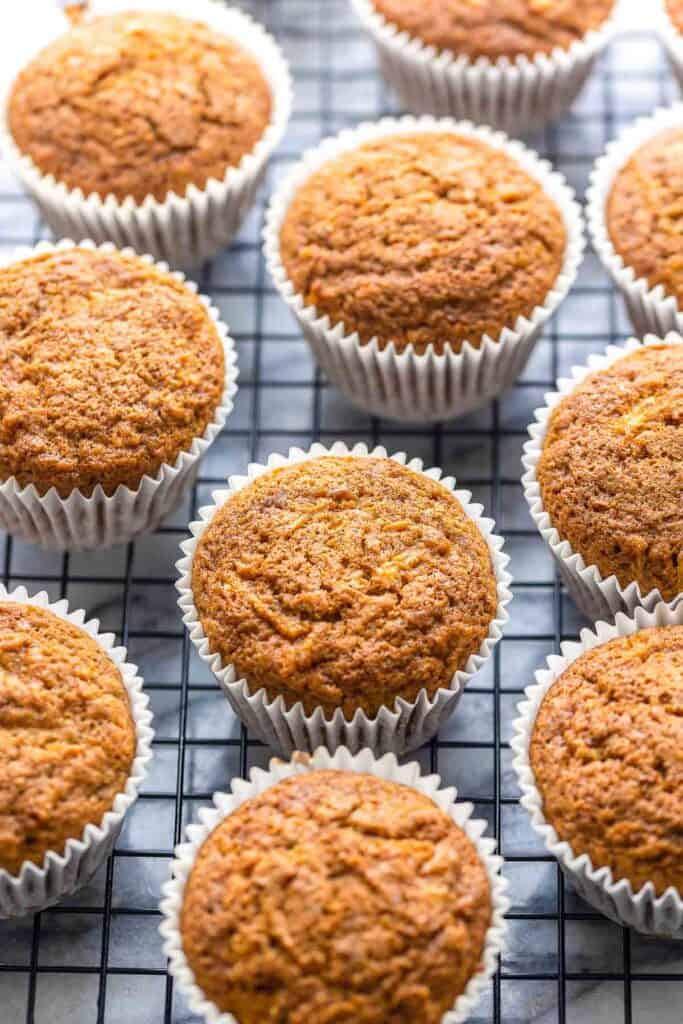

{"left": 372, "top": 0, "right": 616, "bottom": 60}
{"left": 530, "top": 626, "right": 683, "bottom": 896}
{"left": 0, "top": 602, "right": 136, "bottom": 876}
{"left": 537, "top": 344, "right": 683, "bottom": 601}
{"left": 666, "top": 0, "right": 683, "bottom": 33}
{"left": 607, "top": 127, "right": 683, "bottom": 308}
{"left": 279, "top": 132, "right": 566, "bottom": 355}
{"left": 180, "top": 770, "right": 492, "bottom": 1022}
{"left": 8, "top": 11, "right": 272, "bottom": 203}
{"left": 191, "top": 456, "right": 499, "bottom": 717}
{"left": 0, "top": 247, "right": 225, "bottom": 498}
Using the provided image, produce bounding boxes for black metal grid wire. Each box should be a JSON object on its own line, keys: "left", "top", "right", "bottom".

{"left": 0, "top": 3, "right": 681, "bottom": 1022}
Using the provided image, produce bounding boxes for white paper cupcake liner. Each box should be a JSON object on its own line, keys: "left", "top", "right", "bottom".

{"left": 160, "top": 745, "right": 509, "bottom": 1023}
{"left": 0, "top": 238, "right": 238, "bottom": 552}
{"left": 176, "top": 441, "right": 512, "bottom": 756}
{"left": 522, "top": 332, "right": 683, "bottom": 621}
{"left": 511, "top": 599, "right": 683, "bottom": 938}
{"left": 658, "top": 0, "right": 683, "bottom": 89}
{"left": 0, "top": 583, "right": 154, "bottom": 918}
{"left": 350, "top": 0, "right": 621, "bottom": 135}
{"left": 0, "top": 0, "right": 292, "bottom": 268}
{"left": 264, "top": 116, "right": 584, "bottom": 425}
{"left": 587, "top": 101, "right": 683, "bottom": 337}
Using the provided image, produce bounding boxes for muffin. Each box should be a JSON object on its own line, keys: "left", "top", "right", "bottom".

{"left": 0, "top": 601, "right": 137, "bottom": 877}
{"left": 0, "top": 242, "right": 234, "bottom": 550}
{"left": 280, "top": 132, "right": 566, "bottom": 357}
{"left": 267, "top": 121, "right": 582, "bottom": 423}
{"left": 350, "top": 0, "right": 617, "bottom": 132}
{"left": 179, "top": 769, "right": 493, "bottom": 1023}
{"left": 1, "top": 6, "right": 291, "bottom": 265}
{"left": 529, "top": 626, "right": 683, "bottom": 897}
{"left": 606, "top": 127, "right": 683, "bottom": 310}
{"left": 190, "top": 454, "right": 499, "bottom": 719}
{"left": 8, "top": 11, "right": 271, "bottom": 205}
{"left": 535, "top": 342, "right": 683, "bottom": 604}
{"left": 513, "top": 601, "right": 683, "bottom": 935}
{"left": 588, "top": 105, "right": 683, "bottom": 338}
{"left": 0, "top": 245, "right": 225, "bottom": 496}
{"left": 371, "top": 0, "right": 617, "bottom": 61}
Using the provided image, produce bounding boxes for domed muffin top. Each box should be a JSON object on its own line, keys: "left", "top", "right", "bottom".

{"left": 181, "top": 769, "right": 492, "bottom": 1022}
{"left": 0, "top": 246, "right": 225, "bottom": 497}
{"left": 530, "top": 624, "right": 683, "bottom": 895}
{"left": 537, "top": 343, "right": 683, "bottom": 602}
{"left": 191, "top": 455, "right": 499, "bottom": 717}
{"left": 371, "top": 0, "right": 617, "bottom": 61}
{"left": 607, "top": 126, "right": 683, "bottom": 308}
{"left": 8, "top": 11, "right": 272, "bottom": 203}
{"left": 279, "top": 132, "right": 566, "bottom": 355}
{"left": 0, "top": 601, "right": 136, "bottom": 876}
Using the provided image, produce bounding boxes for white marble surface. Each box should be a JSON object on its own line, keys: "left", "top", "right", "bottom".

{"left": 0, "top": 0, "right": 681, "bottom": 1022}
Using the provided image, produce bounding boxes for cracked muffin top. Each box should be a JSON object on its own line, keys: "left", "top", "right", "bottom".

{"left": 607, "top": 127, "right": 683, "bottom": 308}
{"left": 191, "top": 455, "right": 499, "bottom": 717}
{"left": 180, "top": 769, "right": 492, "bottom": 1023}
{"left": 0, "top": 601, "right": 136, "bottom": 876}
{"left": 666, "top": 0, "right": 683, "bottom": 33}
{"left": 371, "top": 0, "right": 616, "bottom": 61}
{"left": 537, "top": 344, "right": 683, "bottom": 601}
{"left": 7, "top": 11, "right": 272, "bottom": 203}
{"left": 279, "top": 132, "right": 567, "bottom": 355}
{"left": 0, "top": 246, "right": 225, "bottom": 498}
{"left": 530, "top": 625, "right": 683, "bottom": 896}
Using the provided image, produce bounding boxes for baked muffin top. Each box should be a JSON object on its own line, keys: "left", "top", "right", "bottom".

{"left": 279, "top": 132, "right": 566, "bottom": 355}
{"left": 666, "top": 0, "right": 683, "bottom": 33}
{"left": 537, "top": 344, "right": 683, "bottom": 601}
{"left": 371, "top": 0, "right": 616, "bottom": 61}
{"left": 0, "top": 602, "right": 136, "bottom": 876}
{"left": 607, "top": 127, "right": 683, "bottom": 308}
{"left": 530, "top": 625, "right": 683, "bottom": 895}
{"left": 191, "top": 455, "right": 499, "bottom": 717}
{"left": 181, "top": 769, "right": 492, "bottom": 1023}
{"left": 8, "top": 11, "right": 272, "bottom": 203}
{"left": 0, "top": 247, "right": 225, "bottom": 498}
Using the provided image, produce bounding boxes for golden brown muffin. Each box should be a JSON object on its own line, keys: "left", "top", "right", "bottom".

{"left": 666, "top": 0, "right": 683, "bottom": 33}
{"left": 537, "top": 344, "right": 683, "bottom": 601}
{"left": 530, "top": 625, "right": 683, "bottom": 896}
{"left": 0, "top": 246, "right": 225, "bottom": 498}
{"left": 181, "top": 769, "right": 492, "bottom": 1023}
{"left": 371, "top": 0, "right": 616, "bottom": 61}
{"left": 8, "top": 11, "right": 272, "bottom": 203}
{"left": 0, "top": 601, "right": 136, "bottom": 876}
{"left": 607, "top": 127, "right": 683, "bottom": 307}
{"left": 191, "top": 455, "right": 499, "bottom": 717}
{"left": 279, "top": 132, "right": 566, "bottom": 355}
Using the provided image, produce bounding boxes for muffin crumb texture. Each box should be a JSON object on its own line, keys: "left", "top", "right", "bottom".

{"left": 371, "top": 0, "right": 616, "bottom": 61}
{"left": 537, "top": 344, "right": 683, "bottom": 601}
{"left": 8, "top": 11, "right": 272, "bottom": 203}
{"left": 530, "top": 625, "right": 683, "bottom": 895}
{"left": 191, "top": 455, "right": 499, "bottom": 717}
{"left": 280, "top": 133, "right": 566, "bottom": 355}
{"left": 0, "top": 602, "right": 136, "bottom": 876}
{"left": 666, "top": 0, "right": 683, "bottom": 34}
{"left": 180, "top": 769, "right": 492, "bottom": 1023}
{"left": 0, "top": 247, "right": 225, "bottom": 497}
{"left": 607, "top": 127, "right": 683, "bottom": 307}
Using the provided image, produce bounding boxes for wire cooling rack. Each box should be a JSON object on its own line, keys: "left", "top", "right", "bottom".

{"left": 0, "top": 2, "right": 681, "bottom": 1022}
